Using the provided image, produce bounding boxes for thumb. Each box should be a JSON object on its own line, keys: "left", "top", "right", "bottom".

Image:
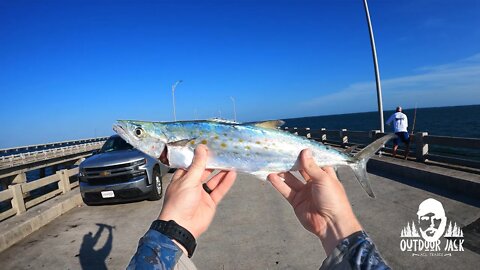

{"left": 299, "top": 148, "right": 328, "bottom": 182}
{"left": 184, "top": 144, "right": 208, "bottom": 183}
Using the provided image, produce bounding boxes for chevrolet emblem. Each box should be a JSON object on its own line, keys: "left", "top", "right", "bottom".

{"left": 100, "top": 171, "right": 111, "bottom": 176}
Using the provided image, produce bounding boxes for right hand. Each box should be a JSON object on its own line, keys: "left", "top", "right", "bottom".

{"left": 268, "top": 149, "right": 362, "bottom": 255}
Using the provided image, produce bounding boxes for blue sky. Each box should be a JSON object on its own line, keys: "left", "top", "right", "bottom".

{"left": 1, "top": 0, "right": 479, "bottom": 147}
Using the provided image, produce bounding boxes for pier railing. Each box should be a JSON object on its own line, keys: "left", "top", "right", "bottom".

{"left": 283, "top": 127, "right": 480, "bottom": 170}
{"left": 0, "top": 167, "right": 79, "bottom": 221}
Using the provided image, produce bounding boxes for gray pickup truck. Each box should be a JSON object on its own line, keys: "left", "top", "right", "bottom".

{"left": 79, "top": 135, "right": 168, "bottom": 205}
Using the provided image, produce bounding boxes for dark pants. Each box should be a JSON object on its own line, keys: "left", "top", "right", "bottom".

{"left": 393, "top": 132, "right": 410, "bottom": 146}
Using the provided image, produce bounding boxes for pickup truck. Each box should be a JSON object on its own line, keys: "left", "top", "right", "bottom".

{"left": 79, "top": 135, "right": 168, "bottom": 205}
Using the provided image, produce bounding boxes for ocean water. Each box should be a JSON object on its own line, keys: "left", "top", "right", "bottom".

{"left": 283, "top": 105, "right": 480, "bottom": 139}
{"left": 282, "top": 104, "right": 480, "bottom": 160}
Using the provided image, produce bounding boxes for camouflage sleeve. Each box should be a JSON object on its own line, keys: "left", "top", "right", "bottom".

{"left": 320, "top": 231, "right": 391, "bottom": 270}
{"left": 127, "top": 229, "right": 183, "bottom": 270}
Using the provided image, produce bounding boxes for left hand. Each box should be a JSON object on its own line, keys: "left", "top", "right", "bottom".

{"left": 158, "top": 145, "right": 237, "bottom": 239}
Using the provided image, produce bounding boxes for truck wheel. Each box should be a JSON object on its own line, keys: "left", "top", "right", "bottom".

{"left": 149, "top": 167, "right": 163, "bottom": 201}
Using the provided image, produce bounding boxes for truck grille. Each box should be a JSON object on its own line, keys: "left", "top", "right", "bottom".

{"left": 83, "top": 161, "right": 146, "bottom": 185}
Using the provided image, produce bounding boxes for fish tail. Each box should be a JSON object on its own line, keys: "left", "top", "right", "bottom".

{"left": 349, "top": 134, "right": 396, "bottom": 198}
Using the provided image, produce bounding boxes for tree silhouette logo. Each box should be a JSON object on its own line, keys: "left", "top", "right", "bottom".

{"left": 399, "top": 198, "right": 464, "bottom": 256}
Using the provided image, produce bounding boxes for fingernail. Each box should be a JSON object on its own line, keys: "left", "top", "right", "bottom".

{"left": 304, "top": 148, "right": 312, "bottom": 158}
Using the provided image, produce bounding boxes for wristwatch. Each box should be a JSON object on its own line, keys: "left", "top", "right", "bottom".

{"left": 150, "top": 220, "right": 197, "bottom": 258}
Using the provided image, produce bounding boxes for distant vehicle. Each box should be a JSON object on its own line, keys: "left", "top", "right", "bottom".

{"left": 78, "top": 135, "right": 168, "bottom": 205}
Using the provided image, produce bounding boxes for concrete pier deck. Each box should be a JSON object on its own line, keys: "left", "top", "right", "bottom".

{"left": 0, "top": 166, "right": 479, "bottom": 269}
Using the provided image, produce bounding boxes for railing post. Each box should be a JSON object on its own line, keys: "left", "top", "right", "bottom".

{"left": 57, "top": 170, "right": 71, "bottom": 194}
{"left": 9, "top": 184, "right": 26, "bottom": 215}
{"left": 305, "top": 128, "right": 311, "bottom": 139}
{"left": 12, "top": 172, "right": 27, "bottom": 184}
{"left": 293, "top": 127, "right": 298, "bottom": 135}
{"left": 321, "top": 128, "right": 327, "bottom": 143}
{"left": 415, "top": 132, "right": 429, "bottom": 162}
{"left": 370, "top": 130, "right": 381, "bottom": 141}
{"left": 340, "top": 129, "right": 348, "bottom": 148}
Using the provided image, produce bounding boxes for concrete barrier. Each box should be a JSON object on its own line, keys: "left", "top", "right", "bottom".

{"left": 0, "top": 189, "right": 83, "bottom": 253}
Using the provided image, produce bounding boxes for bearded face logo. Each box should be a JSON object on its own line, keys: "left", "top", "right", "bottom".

{"left": 416, "top": 198, "right": 447, "bottom": 242}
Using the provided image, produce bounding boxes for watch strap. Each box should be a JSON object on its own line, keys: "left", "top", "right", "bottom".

{"left": 150, "top": 220, "right": 197, "bottom": 258}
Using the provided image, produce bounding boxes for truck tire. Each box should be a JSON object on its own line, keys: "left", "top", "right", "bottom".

{"left": 149, "top": 167, "right": 163, "bottom": 201}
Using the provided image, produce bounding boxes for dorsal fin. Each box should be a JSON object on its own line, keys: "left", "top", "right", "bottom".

{"left": 244, "top": 120, "right": 285, "bottom": 129}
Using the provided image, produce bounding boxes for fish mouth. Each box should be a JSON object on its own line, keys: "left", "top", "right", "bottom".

{"left": 159, "top": 146, "right": 170, "bottom": 166}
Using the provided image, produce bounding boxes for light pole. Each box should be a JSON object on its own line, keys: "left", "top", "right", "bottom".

{"left": 230, "top": 96, "right": 237, "bottom": 122}
{"left": 171, "top": 80, "right": 183, "bottom": 121}
{"left": 363, "top": 0, "right": 385, "bottom": 132}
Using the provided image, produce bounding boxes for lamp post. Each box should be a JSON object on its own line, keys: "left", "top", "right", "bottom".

{"left": 230, "top": 96, "right": 237, "bottom": 122}
{"left": 171, "top": 80, "right": 183, "bottom": 121}
{"left": 363, "top": 0, "right": 385, "bottom": 132}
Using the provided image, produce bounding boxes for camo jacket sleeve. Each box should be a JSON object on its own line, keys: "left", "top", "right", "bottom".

{"left": 128, "top": 229, "right": 194, "bottom": 270}
{"left": 320, "top": 231, "right": 391, "bottom": 270}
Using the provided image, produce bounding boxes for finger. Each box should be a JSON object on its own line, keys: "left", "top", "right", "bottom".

{"left": 200, "top": 169, "right": 214, "bottom": 182}
{"left": 184, "top": 144, "right": 208, "bottom": 183}
{"left": 322, "top": 167, "right": 337, "bottom": 178}
{"left": 299, "top": 170, "right": 311, "bottom": 182}
{"left": 172, "top": 168, "right": 187, "bottom": 181}
{"left": 204, "top": 170, "right": 227, "bottom": 190}
{"left": 283, "top": 172, "right": 305, "bottom": 191}
{"left": 299, "top": 148, "right": 328, "bottom": 183}
{"left": 210, "top": 171, "right": 237, "bottom": 204}
{"left": 267, "top": 173, "right": 295, "bottom": 204}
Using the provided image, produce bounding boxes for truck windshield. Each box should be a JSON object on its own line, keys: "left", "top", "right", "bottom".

{"left": 100, "top": 136, "right": 134, "bottom": 153}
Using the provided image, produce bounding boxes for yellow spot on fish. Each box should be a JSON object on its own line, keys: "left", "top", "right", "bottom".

{"left": 201, "top": 140, "right": 208, "bottom": 145}
{"left": 223, "top": 133, "right": 227, "bottom": 136}
{"left": 246, "top": 153, "right": 250, "bottom": 157}
{"left": 221, "top": 143, "right": 227, "bottom": 148}
{"left": 190, "top": 140, "right": 196, "bottom": 145}
{"left": 245, "top": 146, "right": 251, "bottom": 150}
{"left": 255, "top": 141, "right": 261, "bottom": 144}
{"left": 264, "top": 146, "right": 268, "bottom": 149}
{"left": 214, "top": 135, "right": 219, "bottom": 140}
{"left": 239, "top": 139, "right": 244, "bottom": 142}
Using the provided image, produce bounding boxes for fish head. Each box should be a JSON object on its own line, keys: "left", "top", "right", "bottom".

{"left": 113, "top": 120, "right": 168, "bottom": 160}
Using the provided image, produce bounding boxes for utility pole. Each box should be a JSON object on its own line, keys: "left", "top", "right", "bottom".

{"left": 171, "top": 80, "right": 183, "bottom": 121}
{"left": 363, "top": 0, "right": 385, "bottom": 132}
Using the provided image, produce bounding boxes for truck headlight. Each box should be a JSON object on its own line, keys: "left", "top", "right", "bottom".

{"left": 132, "top": 158, "right": 146, "bottom": 166}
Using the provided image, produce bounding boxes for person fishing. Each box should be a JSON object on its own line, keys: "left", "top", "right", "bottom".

{"left": 386, "top": 106, "right": 410, "bottom": 159}
{"left": 127, "top": 145, "right": 390, "bottom": 270}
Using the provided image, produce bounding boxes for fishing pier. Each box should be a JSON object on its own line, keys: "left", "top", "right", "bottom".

{"left": 0, "top": 129, "right": 479, "bottom": 269}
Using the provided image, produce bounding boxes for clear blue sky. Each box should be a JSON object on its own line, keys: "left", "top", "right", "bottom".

{"left": 1, "top": 0, "right": 479, "bottom": 148}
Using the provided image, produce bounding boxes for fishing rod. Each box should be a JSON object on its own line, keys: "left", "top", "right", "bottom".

{"left": 405, "top": 104, "right": 417, "bottom": 159}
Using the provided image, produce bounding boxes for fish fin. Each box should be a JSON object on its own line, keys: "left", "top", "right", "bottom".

{"left": 251, "top": 171, "right": 272, "bottom": 181}
{"left": 343, "top": 145, "right": 360, "bottom": 155}
{"left": 244, "top": 120, "right": 285, "bottom": 129}
{"left": 350, "top": 134, "right": 396, "bottom": 198}
{"left": 167, "top": 138, "right": 195, "bottom": 147}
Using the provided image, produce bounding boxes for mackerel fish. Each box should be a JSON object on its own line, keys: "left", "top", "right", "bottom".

{"left": 113, "top": 119, "right": 394, "bottom": 197}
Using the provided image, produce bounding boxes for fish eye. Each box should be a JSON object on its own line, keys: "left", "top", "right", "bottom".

{"left": 134, "top": 127, "right": 144, "bottom": 137}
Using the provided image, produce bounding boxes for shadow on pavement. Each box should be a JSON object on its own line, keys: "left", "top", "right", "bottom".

{"left": 79, "top": 223, "right": 115, "bottom": 270}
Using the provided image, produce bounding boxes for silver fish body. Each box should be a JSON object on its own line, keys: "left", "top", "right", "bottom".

{"left": 113, "top": 120, "right": 394, "bottom": 197}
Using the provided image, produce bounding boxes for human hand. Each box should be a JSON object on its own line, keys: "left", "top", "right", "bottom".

{"left": 158, "top": 144, "right": 237, "bottom": 241}
{"left": 268, "top": 149, "right": 362, "bottom": 255}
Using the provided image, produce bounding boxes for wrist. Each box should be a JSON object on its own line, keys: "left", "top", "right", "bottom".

{"left": 318, "top": 214, "right": 362, "bottom": 256}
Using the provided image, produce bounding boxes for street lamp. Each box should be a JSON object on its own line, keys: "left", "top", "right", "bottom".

{"left": 230, "top": 96, "right": 237, "bottom": 122}
{"left": 363, "top": 0, "right": 385, "bottom": 132}
{"left": 171, "top": 80, "right": 183, "bottom": 121}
